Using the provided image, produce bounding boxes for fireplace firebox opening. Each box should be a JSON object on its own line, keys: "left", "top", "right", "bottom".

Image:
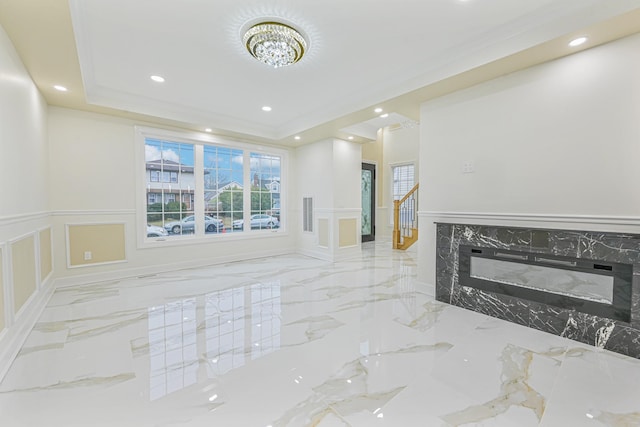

{"left": 459, "top": 245, "right": 632, "bottom": 323}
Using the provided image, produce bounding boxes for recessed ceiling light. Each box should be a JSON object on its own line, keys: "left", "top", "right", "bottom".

{"left": 380, "top": 113, "right": 389, "bottom": 118}
{"left": 205, "top": 128, "right": 212, "bottom": 132}
{"left": 569, "top": 37, "right": 587, "bottom": 47}
{"left": 150, "top": 75, "right": 165, "bottom": 83}
{"left": 262, "top": 106, "right": 272, "bottom": 112}
{"left": 348, "top": 136, "right": 354, "bottom": 140}
{"left": 294, "top": 136, "right": 301, "bottom": 140}
{"left": 374, "top": 107, "right": 383, "bottom": 113}
{"left": 53, "top": 85, "right": 68, "bottom": 92}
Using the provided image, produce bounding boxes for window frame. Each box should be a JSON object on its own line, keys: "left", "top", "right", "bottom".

{"left": 136, "top": 126, "right": 288, "bottom": 248}
{"left": 389, "top": 162, "right": 416, "bottom": 225}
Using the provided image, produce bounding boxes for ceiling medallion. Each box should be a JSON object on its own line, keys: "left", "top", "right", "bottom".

{"left": 243, "top": 22, "right": 307, "bottom": 68}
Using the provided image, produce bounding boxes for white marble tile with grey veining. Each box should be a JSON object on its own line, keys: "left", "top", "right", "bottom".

{"left": 1, "top": 241, "right": 640, "bottom": 427}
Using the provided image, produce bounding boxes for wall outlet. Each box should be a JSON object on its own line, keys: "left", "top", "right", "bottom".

{"left": 83, "top": 251, "right": 92, "bottom": 261}
{"left": 462, "top": 161, "right": 475, "bottom": 173}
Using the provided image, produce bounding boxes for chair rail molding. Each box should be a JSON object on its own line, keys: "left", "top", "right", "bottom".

{"left": 420, "top": 211, "right": 640, "bottom": 232}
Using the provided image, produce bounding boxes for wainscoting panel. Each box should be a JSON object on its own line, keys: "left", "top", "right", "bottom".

{"left": 66, "top": 223, "right": 126, "bottom": 267}
{"left": 0, "top": 247, "right": 4, "bottom": 332}
{"left": 39, "top": 227, "right": 52, "bottom": 282}
{"left": 11, "top": 235, "right": 36, "bottom": 314}
{"left": 0, "top": 216, "right": 55, "bottom": 383}
{"left": 317, "top": 219, "right": 329, "bottom": 248}
{"left": 338, "top": 218, "right": 358, "bottom": 248}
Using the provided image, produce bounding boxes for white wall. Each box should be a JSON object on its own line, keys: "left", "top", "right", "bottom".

{"left": 332, "top": 139, "right": 362, "bottom": 210}
{"left": 295, "top": 138, "right": 362, "bottom": 260}
{"left": 418, "top": 33, "right": 640, "bottom": 285}
{"left": 0, "top": 23, "right": 52, "bottom": 381}
{"left": 47, "top": 107, "right": 297, "bottom": 284}
{"left": 0, "top": 26, "right": 49, "bottom": 225}
{"left": 295, "top": 139, "right": 334, "bottom": 209}
{"left": 380, "top": 125, "right": 420, "bottom": 237}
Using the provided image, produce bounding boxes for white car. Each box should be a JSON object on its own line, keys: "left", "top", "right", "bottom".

{"left": 232, "top": 214, "right": 279, "bottom": 230}
{"left": 164, "top": 215, "right": 224, "bottom": 234}
{"left": 147, "top": 224, "right": 168, "bottom": 237}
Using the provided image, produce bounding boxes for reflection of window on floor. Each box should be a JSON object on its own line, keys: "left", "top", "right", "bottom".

{"left": 251, "top": 282, "right": 281, "bottom": 360}
{"left": 204, "top": 282, "right": 281, "bottom": 377}
{"left": 148, "top": 298, "right": 197, "bottom": 401}
{"left": 395, "top": 264, "right": 417, "bottom": 317}
{"left": 205, "top": 287, "right": 245, "bottom": 376}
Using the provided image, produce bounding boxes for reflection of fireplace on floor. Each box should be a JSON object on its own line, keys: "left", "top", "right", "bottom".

{"left": 459, "top": 245, "right": 632, "bottom": 323}
{"left": 435, "top": 223, "right": 640, "bottom": 359}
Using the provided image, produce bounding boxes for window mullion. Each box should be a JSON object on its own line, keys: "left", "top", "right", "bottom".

{"left": 243, "top": 150, "right": 251, "bottom": 233}
{"left": 194, "top": 145, "right": 205, "bottom": 236}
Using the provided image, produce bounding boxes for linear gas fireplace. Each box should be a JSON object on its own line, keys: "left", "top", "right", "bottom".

{"left": 435, "top": 223, "right": 640, "bottom": 359}
{"left": 459, "top": 245, "right": 632, "bottom": 323}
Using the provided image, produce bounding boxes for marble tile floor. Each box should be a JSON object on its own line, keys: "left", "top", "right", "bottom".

{"left": 1, "top": 241, "right": 640, "bottom": 426}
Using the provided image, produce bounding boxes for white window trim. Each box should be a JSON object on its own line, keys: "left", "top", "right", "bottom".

{"left": 389, "top": 161, "right": 416, "bottom": 225}
{"left": 135, "top": 126, "right": 289, "bottom": 249}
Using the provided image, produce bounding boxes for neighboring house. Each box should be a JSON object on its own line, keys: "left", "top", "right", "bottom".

{"left": 146, "top": 159, "right": 197, "bottom": 210}
{"left": 264, "top": 179, "right": 280, "bottom": 193}
{"left": 205, "top": 181, "right": 243, "bottom": 212}
{"left": 265, "top": 179, "right": 280, "bottom": 213}
{"left": 204, "top": 179, "right": 281, "bottom": 215}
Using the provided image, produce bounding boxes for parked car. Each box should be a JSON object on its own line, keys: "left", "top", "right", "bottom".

{"left": 164, "top": 215, "right": 224, "bottom": 234}
{"left": 232, "top": 214, "right": 279, "bottom": 230}
{"left": 147, "top": 224, "right": 168, "bottom": 237}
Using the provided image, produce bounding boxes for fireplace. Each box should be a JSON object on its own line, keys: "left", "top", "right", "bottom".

{"left": 458, "top": 245, "right": 632, "bottom": 323}
{"left": 436, "top": 223, "right": 640, "bottom": 359}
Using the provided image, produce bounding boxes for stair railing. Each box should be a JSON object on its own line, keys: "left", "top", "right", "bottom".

{"left": 392, "top": 183, "right": 419, "bottom": 250}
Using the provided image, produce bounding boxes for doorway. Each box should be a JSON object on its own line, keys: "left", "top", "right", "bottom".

{"left": 361, "top": 163, "right": 376, "bottom": 242}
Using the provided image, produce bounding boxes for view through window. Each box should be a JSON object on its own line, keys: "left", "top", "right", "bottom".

{"left": 145, "top": 139, "right": 195, "bottom": 236}
{"left": 391, "top": 164, "right": 415, "bottom": 224}
{"left": 143, "top": 132, "right": 283, "bottom": 239}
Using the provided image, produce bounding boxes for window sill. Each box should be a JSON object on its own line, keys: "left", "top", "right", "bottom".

{"left": 139, "top": 228, "right": 289, "bottom": 250}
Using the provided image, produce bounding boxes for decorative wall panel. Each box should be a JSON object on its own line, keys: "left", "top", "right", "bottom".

{"left": 0, "top": 248, "right": 4, "bottom": 331}
{"left": 11, "top": 236, "right": 36, "bottom": 313}
{"left": 39, "top": 228, "right": 52, "bottom": 281}
{"left": 67, "top": 223, "right": 125, "bottom": 267}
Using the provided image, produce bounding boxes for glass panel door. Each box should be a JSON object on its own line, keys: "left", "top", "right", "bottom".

{"left": 361, "top": 163, "right": 375, "bottom": 242}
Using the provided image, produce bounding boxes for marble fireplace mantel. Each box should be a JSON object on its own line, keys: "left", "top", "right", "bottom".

{"left": 435, "top": 223, "right": 640, "bottom": 359}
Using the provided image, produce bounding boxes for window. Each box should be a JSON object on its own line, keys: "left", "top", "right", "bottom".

{"left": 204, "top": 146, "right": 244, "bottom": 233}
{"left": 391, "top": 164, "right": 415, "bottom": 224}
{"left": 150, "top": 169, "right": 178, "bottom": 183}
{"left": 250, "top": 153, "right": 281, "bottom": 230}
{"left": 139, "top": 127, "right": 285, "bottom": 242}
{"left": 145, "top": 139, "right": 194, "bottom": 237}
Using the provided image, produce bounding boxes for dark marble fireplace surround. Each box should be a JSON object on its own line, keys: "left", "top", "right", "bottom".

{"left": 436, "top": 223, "right": 640, "bottom": 359}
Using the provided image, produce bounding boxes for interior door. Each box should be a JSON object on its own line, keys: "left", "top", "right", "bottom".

{"left": 361, "top": 163, "right": 376, "bottom": 242}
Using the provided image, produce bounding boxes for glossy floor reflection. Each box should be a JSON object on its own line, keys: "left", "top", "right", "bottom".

{"left": 1, "top": 241, "right": 640, "bottom": 426}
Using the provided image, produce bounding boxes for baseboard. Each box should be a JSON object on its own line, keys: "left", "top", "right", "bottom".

{"left": 419, "top": 281, "right": 436, "bottom": 298}
{"left": 0, "top": 275, "right": 55, "bottom": 383}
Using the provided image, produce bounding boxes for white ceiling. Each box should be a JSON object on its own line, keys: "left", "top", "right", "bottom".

{"left": 3, "top": 0, "right": 640, "bottom": 146}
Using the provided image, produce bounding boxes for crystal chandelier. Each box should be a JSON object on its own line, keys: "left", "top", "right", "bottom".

{"left": 243, "top": 22, "right": 307, "bottom": 68}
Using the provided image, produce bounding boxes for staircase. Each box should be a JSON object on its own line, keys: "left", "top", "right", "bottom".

{"left": 392, "top": 183, "right": 419, "bottom": 250}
